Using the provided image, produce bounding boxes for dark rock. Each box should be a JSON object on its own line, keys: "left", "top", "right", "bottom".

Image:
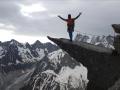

{"left": 32, "top": 40, "right": 44, "bottom": 49}
{"left": 48, "top": 36, "right": 120, "bottom": 90}
{"left": 44, "top": 42, "right": 59, "bottom": 53}
{"left": 113, "top": 35, "right": 120, "bottom": 54}
{"left": 112, "top": 24, "right": 120, "bottom": 34}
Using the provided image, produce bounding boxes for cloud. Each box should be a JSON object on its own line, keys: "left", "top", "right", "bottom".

{"left": 0, "top": 0, "right": 120, "bottom": 43}
{"left": 20, "top": 2, "right": 47, "bottom": 17}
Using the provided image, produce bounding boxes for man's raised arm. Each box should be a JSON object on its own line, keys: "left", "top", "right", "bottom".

{"left": 74, "top": 12, "right": 82, "bottom": 20}
{"left": 58, "top": 15, "right": 67, "bottom": 21}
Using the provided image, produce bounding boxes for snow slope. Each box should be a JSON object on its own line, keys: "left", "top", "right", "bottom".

{"left": 20, "top": 49, "right": 88, "bottom": 90}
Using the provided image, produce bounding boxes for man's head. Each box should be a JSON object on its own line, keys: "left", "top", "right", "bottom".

{"left": 68, "top": 14, "right": 71, "bottom": 19}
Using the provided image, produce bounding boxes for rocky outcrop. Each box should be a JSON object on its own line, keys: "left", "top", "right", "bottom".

{"left": 48, "top": 36, "right": 120, "bottom": 90}
{"left": 113, "top": 35, "right": 120, "bottom": 54}
{"left": 112, "top": 24, "right": 120, "bottom": 34}
{"left": 112, "top": 24, "right": 120, "bottom": 54}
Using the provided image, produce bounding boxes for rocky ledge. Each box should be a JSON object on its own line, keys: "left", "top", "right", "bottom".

{"left": 48, "top": 36, "right": 120, "bottom": 90}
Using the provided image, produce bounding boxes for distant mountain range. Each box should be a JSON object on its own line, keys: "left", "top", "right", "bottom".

{"left": 0, "top": 39, "right": 87, "bottom": 90}
{"left": 75, "top": 33, "right": 114, "bottom": 49}
{"left": 0, "top": 39, "right": 58, "bottom": 73}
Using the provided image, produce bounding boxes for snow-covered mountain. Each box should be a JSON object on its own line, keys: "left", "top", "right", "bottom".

{"left": 75, "top": 33, "right": 114, "bottom": 49}
{"left": 0, "top": 39, "right": 59, "bottom": 90}
{"left": 20, "top": 49, "right": 88, "bottom": 90}
{"left": 0, "top": 39, "right": 58, "bottom": 73}
{"left": 0, "top": 39, "right": 88, "bottom": 90}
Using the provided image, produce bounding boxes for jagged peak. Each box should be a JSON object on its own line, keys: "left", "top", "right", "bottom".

{"left": 25, "top": 42, "right": 30, "bottom": 45}
{"left": 10, "top": 39, "right": 18, "bottom": 43}
{"left": 33, "top": 40, "right": 42, "bottom": 45}
{"left": 112, "top": 24, "right": 120, "bottom": 34}
{"left": 31, "top": 40, "right": 44, "bottom": 49}
{"left": 9, "top": 39, "right": 21, "bottom": 46}
{"left": 25, "top": 42, "right": 31, "bottom": 48}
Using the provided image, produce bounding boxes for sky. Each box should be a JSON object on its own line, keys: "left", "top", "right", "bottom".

{"left": 0, "top": 0, "right": 120, "bottom": 44}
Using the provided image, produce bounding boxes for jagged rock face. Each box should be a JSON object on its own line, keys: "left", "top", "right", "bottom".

{"left": 20, "top": 49, "right": 88, "bottom": 90}
{"left": 113, "top": 35, "right": 120, "bottom": 54}
{"left": 112, "top": 24, "right": 120, "bottom": 34}
{"left": 1, "top": 45, "right": 22, "bottom": 65}
{"left": 0, "top": 39, "right": 60, "bottom": 90}
{"left": 48, "top": 36, "right": 120, "bottom": 90}
{"left": 112, "top": 24, "right": 120, "bottom": 54}
{"left": 0, "top": 39, "right": 58, "bottom": 73}
{"left": 75, "top": 33, "right": 114, "bottom": 49}
{"left": 0, "top": 39, "right": 88, "bottom": 90}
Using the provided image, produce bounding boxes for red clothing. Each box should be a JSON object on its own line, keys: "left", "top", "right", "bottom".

{"left": 67, "top": 18, "right": 74, "bottom": 26}
{"left": 66, "top": 18, "right": 75, "bottom": 32}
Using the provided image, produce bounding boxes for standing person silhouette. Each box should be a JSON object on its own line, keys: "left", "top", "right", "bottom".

{"left": 58, "top": 12, "right": 82, "bottom": 41}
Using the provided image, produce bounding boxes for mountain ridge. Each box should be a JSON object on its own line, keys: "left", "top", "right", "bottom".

{"left": 0, "top": 39, "right": 58, "bottom": 73}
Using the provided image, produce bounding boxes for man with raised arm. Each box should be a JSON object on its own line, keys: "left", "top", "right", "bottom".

{"left": 58, "top": 12, "right": 82, "bottom": 41}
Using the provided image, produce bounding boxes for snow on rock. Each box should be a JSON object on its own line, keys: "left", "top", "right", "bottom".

{"left": 42, "top": 70, "right": 57, "bottom": 76}
{"left": 56, "top": 65, "right": 88, "bottom": 89}
{"left": 0, "top": 46, "right": 3, "bottom": 55}
{"left": 45, "top": 48, "right": 48, "bottom": 53}
{"left": 32, "top": 65, "right": 88, "bottom": 90}
{"left": 32, "top": 70, "right": 57, "bottom": 90}
{"left": 17, "top": 46, "right": 45, "bottom": 63}
{"left": 0, "top": 46, "right": 4, "bottom": 59}
{"left": 48, "top": 49, "right": 65, "bottom": 66}
{"left": 17, "top": 46, "right": 34, "bottom": 62}
{"left": 35, "top": 48, "right": 45, "bottom": 60}
{"left": 16, "top": 59, "right": 21, "bottom": 64}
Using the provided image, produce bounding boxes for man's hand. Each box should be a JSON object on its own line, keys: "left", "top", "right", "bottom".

{"left": 79, "top": 12, "right": 82, "bottom": 15}
{"left": 74, "top": 12, "right": 82, "bottom": 20}
{"left": 58, "top": 15, "right": 60, "bottom": 17}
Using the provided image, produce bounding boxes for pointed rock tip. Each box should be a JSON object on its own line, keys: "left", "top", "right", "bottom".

{"left": 47, "top": 36, "right": 52, "bottom": 40}
{"left": 112, "top": 24, "right": 120, "bottom": 33}
{"left": 47, "top": 36, "right": 66, "bottom": 43}
{"left": 25, "top": 42, "right": 31, "bottom": 46}
{"left": 10, "top": 39, "right": 18, "bottom": 42}
{"left": 47, "top": 36, "right": 68, "bottom": 41}
{"left": 10, "top": 39, "right": 20, "bottom": 45}
{"left": 47, "top": 36, "right": 58, "bottom": 42}
{"left": 34, "top": 40, "right": 42, "bottom": 45}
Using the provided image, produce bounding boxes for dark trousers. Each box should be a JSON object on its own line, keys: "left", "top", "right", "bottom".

{"left": 68, "top": 31, "right": 73, "bottom": 41}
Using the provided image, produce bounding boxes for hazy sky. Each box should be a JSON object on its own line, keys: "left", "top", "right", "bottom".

{"left": 0, "top": 0, "right": 120, "bottom": 43}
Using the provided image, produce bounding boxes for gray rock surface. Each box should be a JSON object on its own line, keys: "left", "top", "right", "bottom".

{"left": 48, "top": 36, "right": 120, "bottom": 90}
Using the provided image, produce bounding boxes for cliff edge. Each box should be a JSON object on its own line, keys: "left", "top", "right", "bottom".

{"left": 48, "top": 36, "right": 120, "bottom": 90}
